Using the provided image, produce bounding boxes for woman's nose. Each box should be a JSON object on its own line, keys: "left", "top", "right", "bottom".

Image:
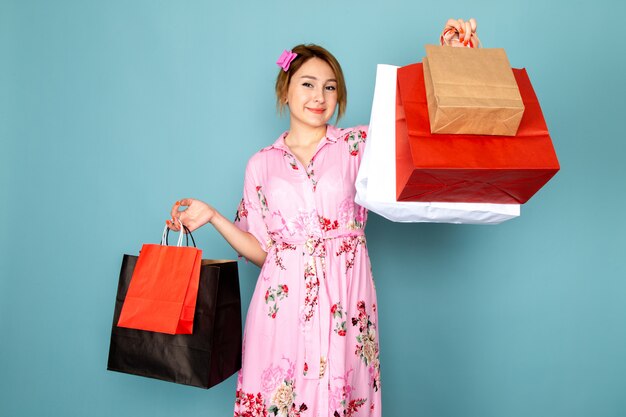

{"left": 314, "top": 87, "right": 325, "bottom": 103}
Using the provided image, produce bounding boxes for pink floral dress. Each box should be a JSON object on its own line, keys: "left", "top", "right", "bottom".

{"left": 233, "top": 125, "right": 380, "bottom": 417}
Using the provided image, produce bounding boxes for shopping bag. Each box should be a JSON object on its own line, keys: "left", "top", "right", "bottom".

{"left": 423, "top": 45, "right": 525, "bottom": 136}
{"left": 117, "top": 226, "right": 202, "bottom": 334}
{"left": 396, "top": 62, "right": 560, "bottom": 204}
{"left": 355, "top": 64, "right": 520, "bottom": 224}
{"left": 108, "top": 254, "right": 242, "bottom": 389}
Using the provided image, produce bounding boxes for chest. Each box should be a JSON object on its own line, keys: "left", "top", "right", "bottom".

{"left": 262, "top": 143, "right": 357, "bottom": 208}
{"left": 288, "top": 143, "right": 318, "bottom": 168}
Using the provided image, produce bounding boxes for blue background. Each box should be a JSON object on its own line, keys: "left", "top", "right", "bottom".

{"left": 1, "top": 1, "right": 625, "bottom": 416}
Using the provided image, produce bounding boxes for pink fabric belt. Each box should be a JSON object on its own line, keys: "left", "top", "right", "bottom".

{"left": 270, "top": 228, "right": 365, "bottom": 246}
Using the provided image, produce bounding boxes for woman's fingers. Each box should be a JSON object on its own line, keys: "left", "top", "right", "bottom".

{"left": 167, "top": 198, "right": 212, "bottom": 234}
{"left": 170, "top": 200, "right": 181, "bottom": 218}
{"left": 178, "top": 198, "right": 193, "bottom": 207}
{"left": 446, "top": 18, "right": 461, "bottom": 33}
{"left": 169, "top": 199, "right": 188, "bottom": 230}
{"left": 443, "top": 18, "right": 478, "bottom": 47}
{"left": 457, "top": 19, "right": 470, "bottom": 43}
{"left": 166, "top": 219, "right": 180, "bottom": 231}
{"left": 454, "top": 19, "right": 461, "bottom": 42}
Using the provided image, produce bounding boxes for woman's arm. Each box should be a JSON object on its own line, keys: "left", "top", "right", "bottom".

{"left": 168, "top": 199, "right": 267, "bottom": 268}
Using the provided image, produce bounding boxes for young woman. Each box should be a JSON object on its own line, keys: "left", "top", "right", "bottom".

{"left": 168, "top": 18, "right": 477, "bottom": 417}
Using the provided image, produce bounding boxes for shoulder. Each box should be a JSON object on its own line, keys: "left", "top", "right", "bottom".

{"left": 329, "top": 125, "right": 369, "bottom": 142}
{"left": 330, "top": 125, "right": 368, "bottom": 159}
{"left": 346, "top": 125, "right": 369, "bottom": 135}
{"left": 244, "top": 150, "right": 269, "bottom": 178}
{"left": 243, "top": 133, "right": 286, "bottom": 177}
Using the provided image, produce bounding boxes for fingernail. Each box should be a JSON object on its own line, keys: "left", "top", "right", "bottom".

{"left": 175, "top": 201, "right": 180, "bottom": 205}
{"left": 166, "top": 220, "right": 171, "bottom": 225}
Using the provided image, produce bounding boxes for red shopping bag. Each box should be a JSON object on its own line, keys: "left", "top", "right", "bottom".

{"left": 396, "top": 62, "right": 560, "bottom": 204}
{"left": 117, "top": 233, "right": 202, "bottom": 334}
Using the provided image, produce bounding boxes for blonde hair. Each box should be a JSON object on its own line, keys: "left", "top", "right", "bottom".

{"left": 275, "top": 44, "right": 347, "bottom": 122}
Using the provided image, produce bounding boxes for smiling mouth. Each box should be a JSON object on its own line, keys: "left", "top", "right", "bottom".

{"left": 307, "top": 108, "right": 325, "bottom": 114}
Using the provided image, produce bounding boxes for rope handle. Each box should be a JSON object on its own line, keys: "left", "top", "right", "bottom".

{"left": 160, "top": 219, "right": 197, "bottom": 247}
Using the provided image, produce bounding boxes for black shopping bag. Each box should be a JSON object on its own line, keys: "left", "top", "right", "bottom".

{"left": 107, "top": 255, "right": 242, "bottom": 389}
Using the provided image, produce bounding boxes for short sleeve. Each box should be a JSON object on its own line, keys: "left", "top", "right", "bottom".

{"left": 234, "top": 157, "right": 270, "bottom": 253}
{"left": 355, "top": 125, "right": 369, "bottom": 167}
{"left": 344, "top": 125, "right": 369, "bottom": 168}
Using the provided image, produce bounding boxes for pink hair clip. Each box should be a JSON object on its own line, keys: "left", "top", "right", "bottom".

{"left": 276, "top": 50, "right": 298, "bottom": 72}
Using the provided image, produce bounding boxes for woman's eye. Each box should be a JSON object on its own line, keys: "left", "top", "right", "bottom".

{"left": 302, "top": 82, "right": 313, "bottom": 88}
{"left": 326, "top": 85, "right": 337, "bottom": 91}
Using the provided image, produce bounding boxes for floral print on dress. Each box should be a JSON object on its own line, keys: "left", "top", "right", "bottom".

{"left": 265, "top": 285, "right": 289, "bottom": 318}
{"left": 338, "top": 198, "right": 366, "bottom": 231}
{"left": 331, "top": 302, "right": 347, "bottom": 336}
{"left": 304, "top": 237, "right": 326, "bottom": 258}
{"left": 300, "top": 258, "right": 320, "bottom": 325}
{"left": 319, "top": 215, "right": 339, "bottom": 232}
{"left": 287, "top": 209, "right": 321, "bottom": 238}
{"left": 336, "top": 236, "right": 366, "bottom": 273}
{"left": 271, "top": 242, "right": 297, "bottom": 271}
{"left": 248, "top": 359, "right": 309, "bottom": 417}
{"left": 333, "top": 399, "right": 367, "bottom": 417}
{"left": 260, "top": 357, "right": 295, "bottom": 397}
{"left": 256, "top": 186, "right": 269, "bottom": 217}
{"left": 351, "top": 301, "right": 381, "bottom": 392}
{"left": 329, "top": 370, "right": 367, "bottom": 417}
{"left": 343, "top": 129, "right": 367, "bottom": 156}
{"left": 235, "top": 198, "right": 248, "bottom": 223}
{"left": 283, "top": 145, "right": 319, "bottom": 190}
{"left": 319, "top": 356, "right": 327, "bottom": 378}
{"left": 283, "top": 152, "right": 299, "bottom": 171}
{"left": 305, "top": 158, "right": 318, "bottom": 191}
{"left": 268, "top": 379, "right": 308, "bottom": 417}
{"left": 234, "top": 390, "right": 267, "bottom": 417}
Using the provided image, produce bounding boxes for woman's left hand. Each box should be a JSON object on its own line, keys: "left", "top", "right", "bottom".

{"left": 441, "top": 18, "right": 479, "bottom": 48}
{"left": 167, "top": 198, "right": 215, "bottom": 232}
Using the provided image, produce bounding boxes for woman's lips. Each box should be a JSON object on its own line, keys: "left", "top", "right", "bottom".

{"left": 307, "top": 108, "right": 325, "bottom": 114}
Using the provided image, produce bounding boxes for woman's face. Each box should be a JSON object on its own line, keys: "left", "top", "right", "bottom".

{"left": 285, "top": 57, "right": 338, "bottom": 130}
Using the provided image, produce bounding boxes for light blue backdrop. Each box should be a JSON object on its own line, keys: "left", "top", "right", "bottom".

{"left": 1, "top": 1, "right": 625, "bottom": 416}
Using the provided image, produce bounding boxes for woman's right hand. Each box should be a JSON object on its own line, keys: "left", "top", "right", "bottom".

{"left": 442, "top": 18, "right": 478, "bottom": 47}
{"left": 167, "top": 198, "right": 216, "bottom": 232}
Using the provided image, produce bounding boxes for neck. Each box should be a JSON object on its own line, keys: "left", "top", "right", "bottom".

{"left": 286, "top": 121, "right": 327, "bottom": 146}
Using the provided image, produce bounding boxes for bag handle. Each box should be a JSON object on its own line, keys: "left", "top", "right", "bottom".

{"left": 160, "top": 219, "right": 197, "bottom": 248}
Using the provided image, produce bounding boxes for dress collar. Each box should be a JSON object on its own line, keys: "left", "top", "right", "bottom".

{"left": 262, "top": 125, "right": 344, "bottom": 152}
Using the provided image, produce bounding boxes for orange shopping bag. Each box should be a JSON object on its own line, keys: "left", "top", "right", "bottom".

{"left": 117, "top": 224, "right": 202, "bottom": 334}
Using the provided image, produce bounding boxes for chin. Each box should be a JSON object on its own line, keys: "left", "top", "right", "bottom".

{"left": 306, "top": 117, "right": 330, "bottom": 128}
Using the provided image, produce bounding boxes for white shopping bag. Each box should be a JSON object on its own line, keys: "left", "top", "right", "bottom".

{"left": 355, "top": 64, "right": 520, "bottom": 224}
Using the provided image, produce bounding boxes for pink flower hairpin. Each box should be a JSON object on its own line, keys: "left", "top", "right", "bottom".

{"left": 276, "top": 49, "right": 298, "bottom": 72}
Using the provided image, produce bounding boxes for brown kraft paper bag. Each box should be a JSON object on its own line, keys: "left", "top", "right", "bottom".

{"left": 423, "top": 44, "right": 525, "bottom": 136}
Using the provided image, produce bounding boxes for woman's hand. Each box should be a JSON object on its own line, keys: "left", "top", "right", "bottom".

{"left": 167, "top": 198, "right": 215, "bottom": 232}
{"left": 441, "top": 18, "right": 479, "bottom": 48}
{"left": 167, "top": 198, "right": 267, "bottom": 267}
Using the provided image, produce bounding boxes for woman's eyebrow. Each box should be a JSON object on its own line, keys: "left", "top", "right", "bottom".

{"left": 299, "top": 75, "right": 338, "bottom": 83}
